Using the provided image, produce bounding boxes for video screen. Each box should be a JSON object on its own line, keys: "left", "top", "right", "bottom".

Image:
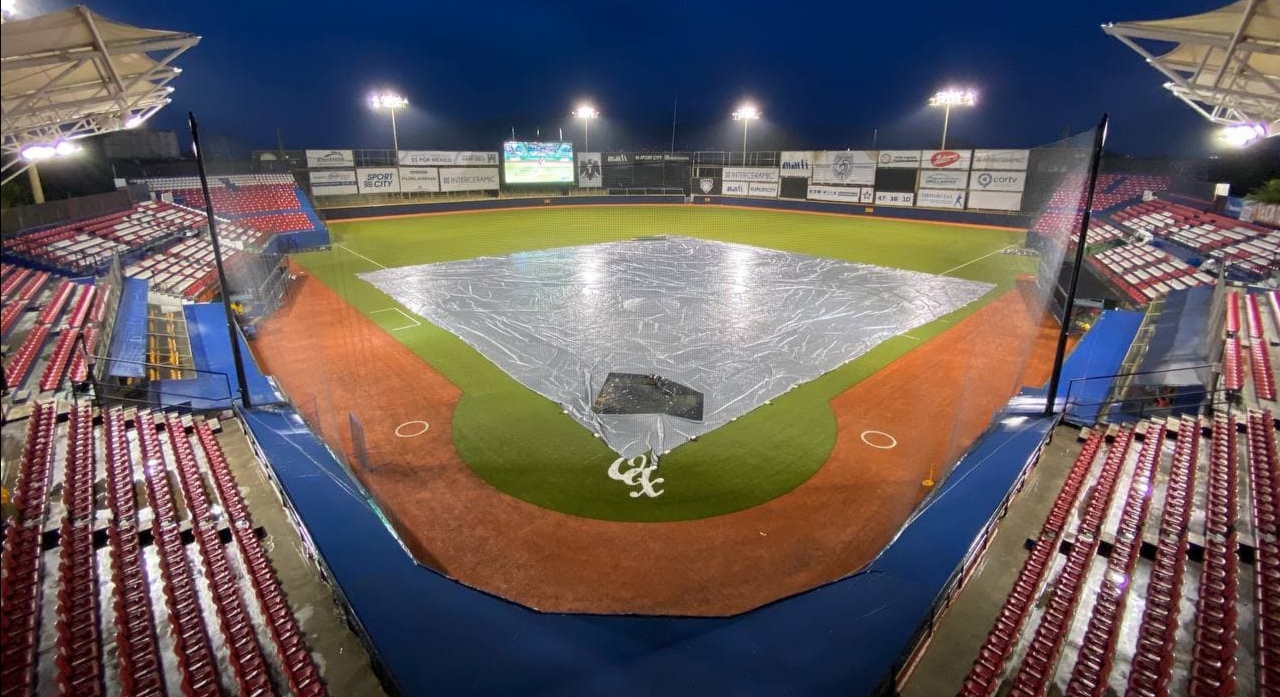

{"left": 502, "top": 141, "right": 575, "bottom": 184}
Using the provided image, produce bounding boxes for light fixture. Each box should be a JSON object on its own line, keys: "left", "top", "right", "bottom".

{"left": 21, "top": 141, "right": 82, "bottom": 161}
{"left": 928, "top": 88, "right": 978, "bottom": 149}
{"left": 1218, "top": 122, "right": 1268, "bottom": 148}
{"left": 368, "top": 91, "right": 409, "bottom": 153}
{"left": 732, "top": 103, "right": 761, "bottom": 158}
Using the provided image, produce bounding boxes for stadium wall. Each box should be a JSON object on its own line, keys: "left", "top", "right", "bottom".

{"left": 319, "top": 194, "right": 687, "bottom": 220}
{"left": 692, "top": 195, "right": 1033, "bottom": 228}
{"left": 319, "top": 193, "right": 1032, "bottom": 229}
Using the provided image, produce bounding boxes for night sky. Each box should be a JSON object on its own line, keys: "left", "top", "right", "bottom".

{"left": 24, "top": 0, "right": 1256, "bottom": 156}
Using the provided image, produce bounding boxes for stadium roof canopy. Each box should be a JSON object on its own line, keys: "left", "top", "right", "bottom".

{"left": 1, "top": 5, "right": 200, "bottom": 184}
{"left": 1104, "top": 0, "right": 1280, "bottom": 136}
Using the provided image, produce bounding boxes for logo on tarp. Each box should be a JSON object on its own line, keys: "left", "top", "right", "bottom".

{"left": 699, "top": 178, "right": 715, "bottom": 194}
{"left": 579, "top": 158, "right": 601, "bottom": 182}
{"left": 930, "top": 151, "right": 961, "bottom": 168}
{"left": 607, "top": 453, "right": 664, "bottom": 498}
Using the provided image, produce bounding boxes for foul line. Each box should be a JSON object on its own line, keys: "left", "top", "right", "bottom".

{"left": 371, "top": 307, "right": 421, "bottom": 331}
{"left": 335, "top": 243, "right": 386, "bottom": 269}
{"left": 939, "top": 245, "right": 1013, "bottom": 277}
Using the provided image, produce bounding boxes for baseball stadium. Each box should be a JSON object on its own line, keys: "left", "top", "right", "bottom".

{"left": 1, "top": 2, "right": 1278, "bottom": 697}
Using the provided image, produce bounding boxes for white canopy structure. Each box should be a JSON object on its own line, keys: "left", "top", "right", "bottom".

{"left": 1104, "top": 0, "right": 1280, "bottom": 137}
{"left": 1, "top": 5, "right": 199, "bottom": 184}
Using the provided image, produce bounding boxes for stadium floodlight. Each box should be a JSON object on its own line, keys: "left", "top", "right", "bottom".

{"left": 732, "top": 103, "right": 761, "bottom": 158}
{"left": 1218, "top": 122, "right": 1268, "bottom": 148}
{"left": 20, "top": 141, "right": 81, "bottom": 162}
{"left": 369, "top": 91, "right": 409, "bottom": 155}
{"left": 928, "top": 88, "right": 977, "bottom": 150}
{"left": 0, "top": 0, "right": 16, "bottom": 21}
{"left": 573, "top": 104, "right": 599, "bottom": 149}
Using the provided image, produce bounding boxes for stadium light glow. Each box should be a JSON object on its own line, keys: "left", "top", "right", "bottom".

{"left": 125, "top": 115, "right": 145, "bottom": 129}
{"left": 732, "top": 103, "right": 761, "bottom": 158}
{"left": 928, "top": 88, "right": 977, "bottom": 150}
{"left": 1, "top": 0, "right": 16, "bottom": 21}
{"left": 1218, "top": 122, "right": 1268, "bottom": 148}
{"left": 574, "top": 104, "right": 599, "bottom": 149}
{"left": 369, "top": 91, "right": 408, "bottom": 155}
{"left": 21, "top": 141, "right": 81, "bottom": 161}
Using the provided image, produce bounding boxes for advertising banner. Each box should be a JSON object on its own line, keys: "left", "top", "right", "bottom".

{"left": 807, "top": 185, "right": 865, "bottom": 204}
{"left": 966, "top": 190, "right": 1023, "bottom": 211}
{"left": 876, "top": 150, "right": 921, "bottom": 168}
{"left": 633, "top": 153, "right": 691, "bottom": 162}
{"left": 398, "top": 151, "right": 499, "bottom": 166}
{"left": 779, "top": 151, "right": 813, "bottom": 178}
{"left": 306, "top": 149, "right": 355, "bottom": 168}
{"left": 308, "top": 169, "right": 357, "bottom": 196}
{"left": 916, "top": 189, "right": 967, "bottom": 209}
{"left": 722, "top": 180, "right": 750, "bottom": 196}
{"left": 918, "top": 169, "right": 969, "bottom": 190}
{"left": 920, "top": 150, "right": 973, "bottom": 170}
{"left": 693, "top": 177, "right": 721, "bottom": 195}
{"left": 576, "top": 152, "right": 603, "bottom": 188}
{"left": 356, "top": 167, "right": 400, "bottom": 194}
{"left": 811, "top": 151, "right": 876, "bottom": 185}
{"left": 861, "top": 187, "right": 874, "bottom": 203}
{"left": 722, "top": 166, "right": 779, "bottom": 183}
{"left": 968, "top": 170, "right": 1027, "bottom": 193}
{"left": 874, "top": 190, "right": 915, "bottom": 206}
{"left": 972, "top": 149, "right": 1030, "bottom": 170}
{"left": 604, "top": 153, "right": 631, "bottom": 165}
{"left": 439, "top": 167, "right": 500, "bottom": 192}
{"left": 748, "top": 181, "right": 780, "bottom": 198}
{"left": 398, "top": 167, "right": 440, "bottom": 193}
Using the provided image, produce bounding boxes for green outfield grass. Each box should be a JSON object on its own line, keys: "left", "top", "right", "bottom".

{"left": 293, "top": 205, "right": 1035, "bottom": 522}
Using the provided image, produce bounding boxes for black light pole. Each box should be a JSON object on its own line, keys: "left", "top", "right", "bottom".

{"left": 1045, "top": 113, "right": 1109, "bottom": 417}
{"left": 189, "top": 112, "right": 252, "bottom": 407}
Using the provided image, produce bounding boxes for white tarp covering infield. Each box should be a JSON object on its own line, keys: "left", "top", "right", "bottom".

{"left": 360, "top": 236, "right": 993, "bottom": 458}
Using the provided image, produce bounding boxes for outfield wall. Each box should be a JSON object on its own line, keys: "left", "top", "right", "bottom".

{"left": 319, "top": 194, "right": 686, "bottom": 221}
{"left": 318, "top": 192, "right": 1032, "bottom": 229}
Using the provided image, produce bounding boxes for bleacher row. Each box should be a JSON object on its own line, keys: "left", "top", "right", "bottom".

{"left": 1075, "top": 197, "right": 1280, "bottom": 308}
{"left": 1030, "top": 173, "right": 1173, "bottom": 238}
{"left": 0, "top": 402, "right": 330, "bottom": 697}
{"left": 958, "top": 410, "right": 1276, "bottom": 697}
{"left": 1223, "top": 289, "right": 1279, "bottom": 404}
{"left": 2, "top": 270, "right": 106, "bottom": 395}
{"left": 147, "top": 174, "right": 314, "bottom": 233}
{"left": 1, "top": 201, "right": 211, "bottom": 275}
{"left": 1086, "top": 245, "right": 1212, "bottom": 304}
{"left": 1112, "top": 199, "right": 1278, "bottom": 261}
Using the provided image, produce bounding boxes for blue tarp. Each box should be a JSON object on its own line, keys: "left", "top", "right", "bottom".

{"left": 238, "top": 403, "right": 1054, "bottom": 697}
{"left": 183, "top": 303, "right": 280, "bottom": 406}
{"left": 1133, "top": 287, "right": 1213, "bottom": 387}
{"left": 1055, "top": 309, "right": 1145, "bottom": 425}
{"left": 104, "top": 277, "right": 149, "bottom": 378}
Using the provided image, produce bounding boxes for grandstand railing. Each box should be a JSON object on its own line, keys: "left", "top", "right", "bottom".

{"left": 1059, "top": 365, "right": 1229, "bottom": 424}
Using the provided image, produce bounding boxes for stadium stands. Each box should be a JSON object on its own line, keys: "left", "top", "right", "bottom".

{"left": 0, "top": 402, "right": 330, "bottom": 696}
{"left": 957, "top": 413, "right": 1266, "bottom": 697}
{"left": 1, "top": 201, "right": 209, "bottom": 275}
{"left": 1086, "top": 244, "right": 1209, "bottom": 304}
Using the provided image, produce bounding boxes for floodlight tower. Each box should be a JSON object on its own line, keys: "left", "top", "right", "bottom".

{"left": 573, "top": 104, "right": 599, "bottom": 149}
{"left": 928, "top": 88, "right": 977, "bottom": 150}
{"left": 369, "top": 91, "right": 408, "bottom": 155}
{"left": 732, "top": 103, "right": 761, "bottom": 160}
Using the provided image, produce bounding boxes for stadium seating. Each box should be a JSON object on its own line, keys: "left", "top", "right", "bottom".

{"left": 1, "top": 201, "right": 208, "bottom": 275}
{"left": 1, "top": 403, "right": 330, "bottom": 697}
{"left": 959, "top": 413, "right": 1265, "bottom": 697}
{"left": 1086, "top": 244, "right": 1208, "bottom": 304}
